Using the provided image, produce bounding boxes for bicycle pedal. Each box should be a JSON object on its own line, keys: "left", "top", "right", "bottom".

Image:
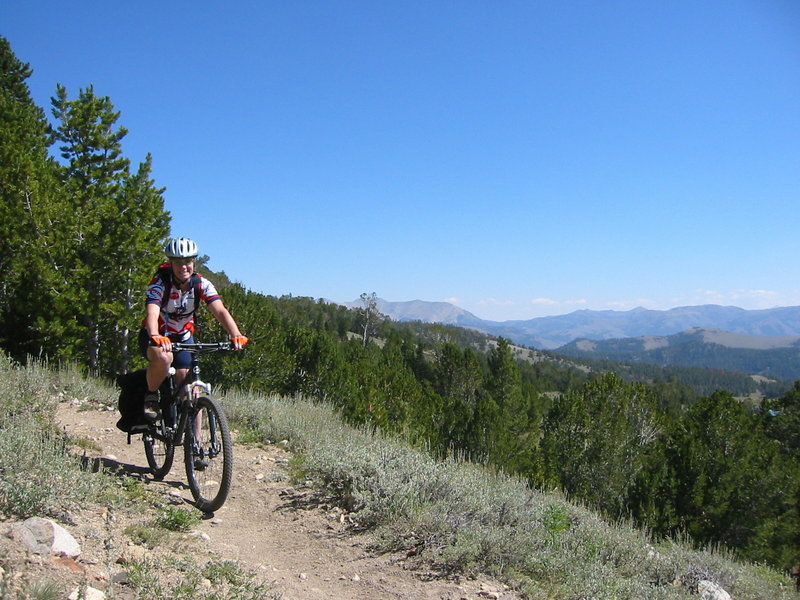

{"left": 194, "top": 458, "right": 210, "bottom": 471}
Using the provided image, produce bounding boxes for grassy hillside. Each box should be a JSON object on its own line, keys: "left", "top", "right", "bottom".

{"left": 0, "top": 353, "right": 796, "bottom": 600}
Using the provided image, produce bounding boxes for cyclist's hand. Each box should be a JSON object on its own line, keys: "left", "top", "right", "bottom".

{"left": 231, "top": 335, "right": 249, "bottom": 350}
{"left": 150, "top": 335, "right": 172, "bottom": 351}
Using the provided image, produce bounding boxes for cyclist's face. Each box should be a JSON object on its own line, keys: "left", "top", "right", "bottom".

{"left": 171, "top": 258, "right": 194, "bottom": 281}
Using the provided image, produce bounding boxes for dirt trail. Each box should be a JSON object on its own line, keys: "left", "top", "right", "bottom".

{"left": 55, "top": 401, "right": 517, "bottom": 600}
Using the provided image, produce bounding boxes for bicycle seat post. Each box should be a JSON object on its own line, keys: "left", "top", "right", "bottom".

{"left": 167, "top": 366, "right": 176, "bottom": 389}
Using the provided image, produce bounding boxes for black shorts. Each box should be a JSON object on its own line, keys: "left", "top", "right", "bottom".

{"left": 138, "top": 328, "right": 194, "bottom": 369}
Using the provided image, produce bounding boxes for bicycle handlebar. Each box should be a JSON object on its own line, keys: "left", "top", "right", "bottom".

{"left": 171, "top": 341, "right": 234, "bottom": 353}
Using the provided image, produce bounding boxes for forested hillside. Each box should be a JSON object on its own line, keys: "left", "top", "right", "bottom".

{"left": 559, "top": 328, "right": 800, "bottom": 380}
{"left": 3, "top": 36, "right": 800, "bottom": 571}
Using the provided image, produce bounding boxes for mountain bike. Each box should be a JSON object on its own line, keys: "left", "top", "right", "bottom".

{"left": 139, "top": 341, "right": 234, "bottom": 513}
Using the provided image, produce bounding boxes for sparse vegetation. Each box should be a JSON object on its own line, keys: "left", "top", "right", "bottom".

{"left": 124, "top": 556, "right": 278, "bottom": 600}
{"left": 72, "top": 436, "right": 103, "bottom": 453}
{"left": 223, "top": 387, "right": 797, "bottom": 599}
{"left": 16, "top": 579, "right": 63, "bottom": 600}
{"left": 0, "top": 355, "right": 114, "bottom": 518}
{"left": 1, "top": 351, "right": 798, "bottom": 598}
{"left": 123, "top": 506, "right": 200, "bottom": 549}
{"left": 156, "top": 507, "right": 201, "bottom": 533}
{"left": 125, "top": 523, "right": 168, "bottom": 549}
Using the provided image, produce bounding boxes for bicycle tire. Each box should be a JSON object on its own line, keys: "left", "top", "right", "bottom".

{"left": 143, "top": 426, "right": 175, "bottom": 480}
{"left": 184, "top": 395, "right": 233, "bottom": 512}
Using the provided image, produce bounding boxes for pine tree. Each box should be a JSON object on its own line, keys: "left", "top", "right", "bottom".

{"left": 432, "top": 343, "right": 490, "bottom": 459}
{"left": 484, "top": 338, "right": 532, "bottom": 472}
{"left": 541, "top": 373, "right": 661, "bottom": 516}
{"left": 667, "top": 391, "right": 794, "bottom": 562}
{"left": 48, "top": 85, "right": 170, "bottom": 373}
{"left": 106, "top": 154, "right": 170, "bottom": 371}
{"left": 0, "top": 36, "right": 62, "bottom": 359}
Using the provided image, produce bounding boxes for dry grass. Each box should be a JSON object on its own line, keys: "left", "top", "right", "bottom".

{"left": 0, "top": 355, "right": 114, "bottom": 518}
{"left": 224, "top": 388, "right": 797, "bottom": 600}
{"left": 1, "top": 354, "right": 795, "bottom": 599}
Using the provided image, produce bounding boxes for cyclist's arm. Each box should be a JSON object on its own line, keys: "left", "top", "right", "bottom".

{"left": 207, "top": 299, "right": 245, "bottom": 346}
{"left": 144, "top": 303, "right": 172, "bottom": 351}
{"left": 144, "top": 303, "right": 163, "bottom": 338}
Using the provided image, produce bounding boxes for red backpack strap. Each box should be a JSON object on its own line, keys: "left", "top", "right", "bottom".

{"left": 191, "top": 273, "right": 204, "bottom": 332}
{"left": 156, "top": 263, "right": 173, "bottom": 310}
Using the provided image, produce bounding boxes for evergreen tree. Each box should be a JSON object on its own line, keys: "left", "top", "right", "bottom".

{"left": 764, "top": 381, "right": 800, "bottom": 458}
{"left": 112, "top": 154, "right": 170, "bottom": 371}
{"left": 434, "top": 343, "right": 485, "bottom": 458}
{"left": 541, "top": 373, "right": 661, "bottom": 516}
{"left": 0, "top": 37, "right": 61, "bottom": 359}
{"left": 485, "top": 338, "right": 532, "bottom": 472}
{"left": 666, "top": 390, "right": 794, "bottom": 562}
{"left": 50, "top": 84, "right": 169, "bottom": 373}
{"left": 50, "top": 84, "right": 130, "bottom": 369}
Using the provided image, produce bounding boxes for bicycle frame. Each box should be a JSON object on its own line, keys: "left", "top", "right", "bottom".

{"left": 135, "top": 340, "right": 237, "bottom": 512}
{"left": 144, "top": 342, "right": 232, "bottom": 447}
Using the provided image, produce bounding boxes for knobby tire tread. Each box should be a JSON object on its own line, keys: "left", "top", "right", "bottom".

{"left": 184, "top": 395, "right": 233, "bottom": 513}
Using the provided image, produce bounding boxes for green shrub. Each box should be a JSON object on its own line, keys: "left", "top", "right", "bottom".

{"left": 124, "top": 557, "right": 278, "bottom": 600}
{"left": 156, "top": 507, "right": 201, "bottom": 532}
{"left": 18, "top": 579, "right": 64, "bottom": 600}
{"left": 124, "top": 524, "right": 167, "bottom": 549}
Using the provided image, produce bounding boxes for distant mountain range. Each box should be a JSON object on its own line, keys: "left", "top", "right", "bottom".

{"left": 557, "top": 327, "right": 800, "bottom": 380}
{"left": 335, "top": 299, "right": 800, "bottom": 380}
{"left": 342, "top": 299, "right": 800, "bottom": 350}
{"left": 337, "top": 299, "right": 800, "bottom": 380}
{"left": 342, "top": 299, "right": 483, "bottom": 327}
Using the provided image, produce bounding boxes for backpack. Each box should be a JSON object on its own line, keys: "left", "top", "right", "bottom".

{"left": 115, "top": 369, "right": 149, "bottom": 432}
{"left": 154, "top": 262, "right": 205, "bottom": 332}
{"left": 115, "top": 369, "right": 174, "bottom": 433}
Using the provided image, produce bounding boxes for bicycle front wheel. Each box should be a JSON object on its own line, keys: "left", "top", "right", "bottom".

{"left": 184, "top": 395, "right": 233, "bottom": 512}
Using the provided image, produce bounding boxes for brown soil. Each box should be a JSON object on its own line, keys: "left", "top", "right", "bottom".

{"left": 0, "top": 400, "right": 519, "bottom": 600}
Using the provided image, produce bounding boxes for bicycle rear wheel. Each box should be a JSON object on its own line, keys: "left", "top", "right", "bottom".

{"left": 184, "top": 395, "right": 233, "bottom": 512}
{"left": 143, "top": 425, "right": 175, "bottom": 480}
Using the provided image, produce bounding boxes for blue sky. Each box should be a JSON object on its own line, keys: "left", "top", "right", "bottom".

{"left": 5, "top": 1, "right": 800, "bottom": 321}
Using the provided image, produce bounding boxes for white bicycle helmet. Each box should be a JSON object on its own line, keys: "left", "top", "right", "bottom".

{"left": 164, "top": 237, "right": 199, "bottom": 259}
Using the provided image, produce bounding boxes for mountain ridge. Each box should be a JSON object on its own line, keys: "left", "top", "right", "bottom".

{"left": 557, "top": 327, "right": 800, "bottom": 380}
{"left": 341, "top": 299, "right": 800, "bottom": 349}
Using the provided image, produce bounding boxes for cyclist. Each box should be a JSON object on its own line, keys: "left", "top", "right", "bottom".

{"left": 139, "top": 237, "right": 248, "bottom": 420}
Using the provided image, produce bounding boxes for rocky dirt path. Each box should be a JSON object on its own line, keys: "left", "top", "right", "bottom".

{"left": 55, "top": 401, "right": 518, "bottom": 600}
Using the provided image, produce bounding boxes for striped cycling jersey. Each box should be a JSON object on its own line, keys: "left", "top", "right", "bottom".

{"left": 144, "top": 272, "right": 221, "bottom": 336}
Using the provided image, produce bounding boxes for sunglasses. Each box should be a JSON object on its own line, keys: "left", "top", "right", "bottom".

{"left": 171, "top": 257, "right": 195, "bottom": 266}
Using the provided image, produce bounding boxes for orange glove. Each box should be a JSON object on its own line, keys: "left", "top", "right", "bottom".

{"left": 231, "top": 335, "right": 249, "bottom": 350}
{"left": 150, "top": 335, "right": 171, "bottom": 348}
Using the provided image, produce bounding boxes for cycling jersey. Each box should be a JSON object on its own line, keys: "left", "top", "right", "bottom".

{"left": 144, "top": 272, "right": 221, "bottom": 336}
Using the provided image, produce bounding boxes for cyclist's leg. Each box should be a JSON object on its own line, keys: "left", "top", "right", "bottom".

{"left": 140, "top": 327, "right": 173, "bottom": 392}
{"left": 171, "top": 335, "right": 193, "bottom": 395}
{"left": 139, "top": 328, "right": 172, "bottom": 420}
{"left": 146, "top": 347, "right": 173, "bottom": 390}
{"left": 170, "top": 337, "right": 199, "bottom": 448}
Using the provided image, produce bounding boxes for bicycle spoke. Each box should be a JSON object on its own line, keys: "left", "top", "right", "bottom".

{"left": 184, "top": 396, "right": 233, "bottom": 512}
